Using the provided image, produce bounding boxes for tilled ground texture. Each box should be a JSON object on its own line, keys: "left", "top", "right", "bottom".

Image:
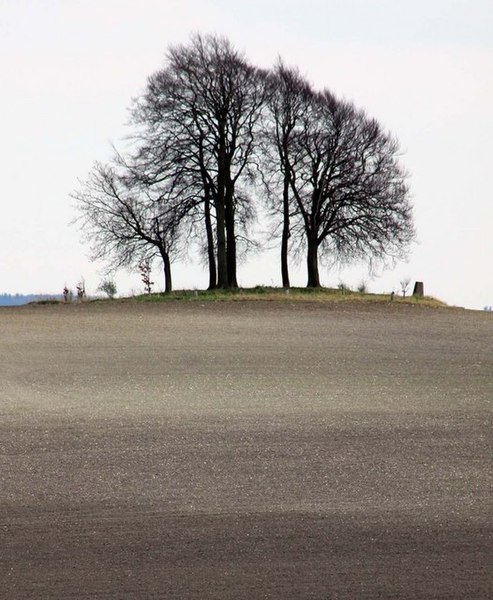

{"left": 1, "top": 300, "right": 492, "bottom": 599}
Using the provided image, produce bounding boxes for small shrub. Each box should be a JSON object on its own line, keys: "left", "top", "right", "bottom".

{"left": 36, "top": 298, "right": 61, "bottom": 305}
{"left": 138, "top": 259, "right": 154, "bottom": 294}
{"left": 400, "top": 277, "right": 411, "bottom": 298}
{"left": 76, "top": 279, "right": 86, "bottom": 301}
{"left": 98, "top": 279, "right": 117, "bottom": 299}
{"left": 357, "top": 280, "right": 368, "bottom": 293}
{"left": 338, "top": 281, "right": 350, "bottom": 294}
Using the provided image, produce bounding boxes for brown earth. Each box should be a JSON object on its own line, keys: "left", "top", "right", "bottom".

{"left": 1, "top": 300, "right": 492, "bottom": 599}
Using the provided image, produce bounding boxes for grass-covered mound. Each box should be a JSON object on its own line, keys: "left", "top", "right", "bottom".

{"left": 118, "top": 286, "right": 447, "bottom": 308}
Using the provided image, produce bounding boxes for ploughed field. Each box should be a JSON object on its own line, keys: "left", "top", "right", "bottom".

{"left": 1, "top": 300, "right": 492, "bottom": 599}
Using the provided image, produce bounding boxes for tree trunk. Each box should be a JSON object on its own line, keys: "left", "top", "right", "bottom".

{"left": 204, "top": 191, "right": 216, "bottom": 290}
{"left": 306, "top": 235, "right": 320, "bottom": 288}
{"left": 225, "top": 179, "right": 238, "bottom": 288}
{"left": 281, "top": 174, "right": 290, "bottom": 288}
{"left": 215, "top": 137, "right": 229, "bottom": 289}
{"left": 215, "top": 200, "right": 228, "bottom": 288}
{"left": 160, "top": 247, "right": 172, "bottom": 293}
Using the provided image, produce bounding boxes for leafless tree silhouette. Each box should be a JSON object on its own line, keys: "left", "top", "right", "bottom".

{"left": 131, "top": 34, "right": 267, "bottom": 288}
{"left": 262, "top": 77, "right": 414, "bottom": 287}
{"left": 75, "top": 35, "right": 414, "bottom": 292}
{"left": 74, "top": 163, "right": 187, "bottom": 292}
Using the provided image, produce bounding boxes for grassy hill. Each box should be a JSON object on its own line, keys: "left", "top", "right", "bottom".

{"left": 119, "top": 286, "right": 447, "bottom": 308}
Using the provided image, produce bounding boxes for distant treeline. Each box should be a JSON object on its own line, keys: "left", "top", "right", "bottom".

{"left": 0, "top": 294, "right": 62, "bottom": 306}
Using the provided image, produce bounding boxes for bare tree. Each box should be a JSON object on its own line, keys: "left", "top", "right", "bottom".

{"left": 263, "top": 62, "right": 314, "bottom": 288}
{"left": 126, "top": 81, "right": 216, "bottom": 287}
{"left": 73, "top": 162, "right": 186, "bottom": 293}
{"left": 133, "top": 34, "right": 266, "bottom": 288}
{"left": 139, "top": 259, "right": 155, "bottom": 294}
{"left": 264, "top": 86, "right": 414, "bottom": 287}
{"left": 400, "top": 277, "right": 411, "bottom": 298}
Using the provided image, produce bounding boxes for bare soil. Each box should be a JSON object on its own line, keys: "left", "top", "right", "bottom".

{"left": 1, "top": 300, "right": 492, "bottom": 599}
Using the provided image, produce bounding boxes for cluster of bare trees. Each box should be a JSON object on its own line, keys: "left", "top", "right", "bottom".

{"left": 74, "top": 34, "right": 414, "bottom": 292}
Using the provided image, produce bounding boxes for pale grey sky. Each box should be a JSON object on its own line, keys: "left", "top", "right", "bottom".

{"left": 1, "top": 0, "right": 492, "bottom": 308}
